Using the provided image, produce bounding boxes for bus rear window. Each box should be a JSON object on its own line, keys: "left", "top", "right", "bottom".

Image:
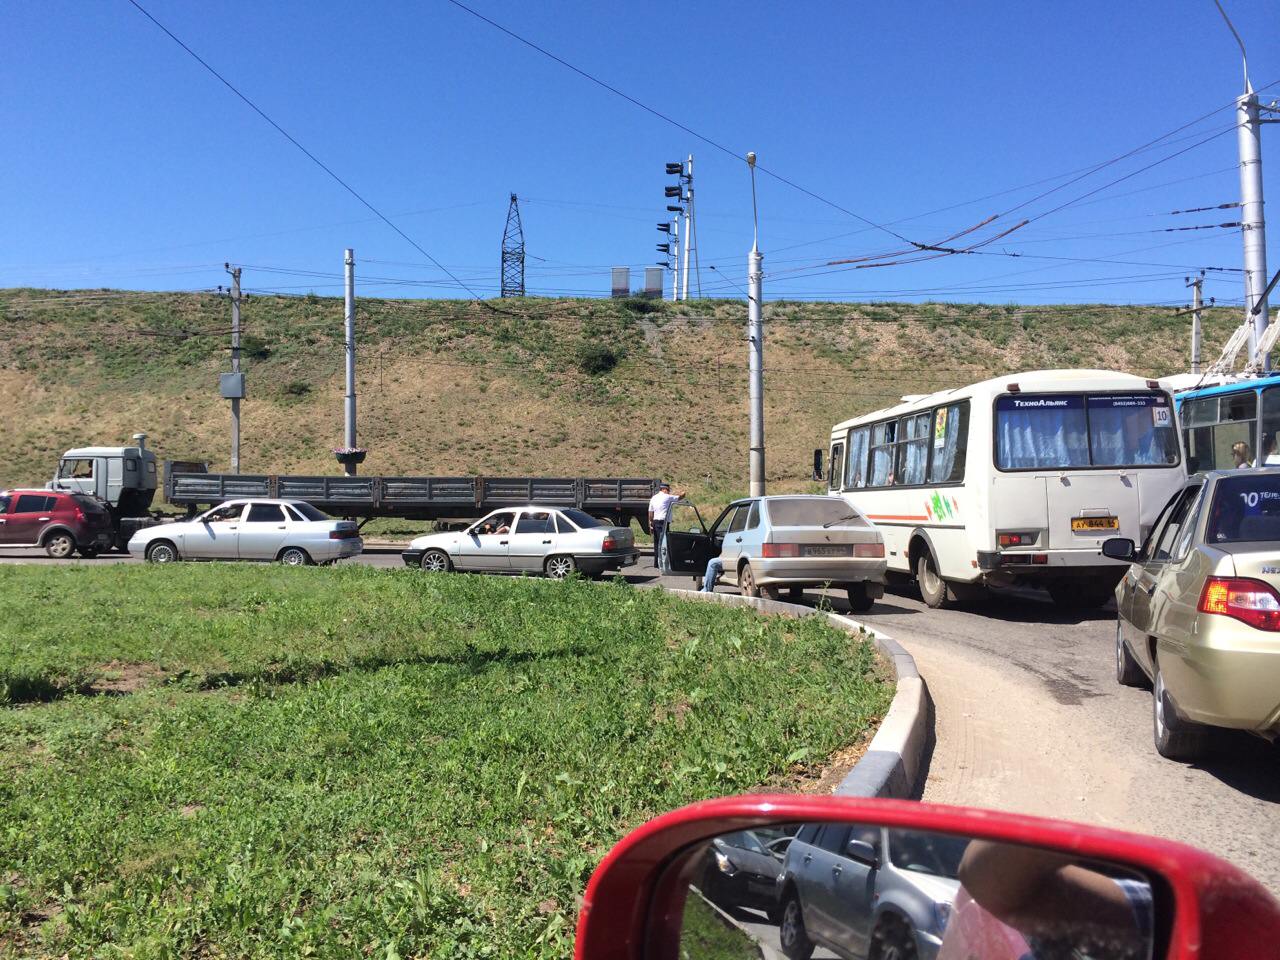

{"left": 995, "top": 392, "right": 1179, "bottom": 470}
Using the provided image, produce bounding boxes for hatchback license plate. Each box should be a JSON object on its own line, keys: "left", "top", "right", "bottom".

{"left": 802, "top": 544, "right": 854, "bottom": 557}
{"left": 1071, "top": 516, "right": 1118, "bottom": 532}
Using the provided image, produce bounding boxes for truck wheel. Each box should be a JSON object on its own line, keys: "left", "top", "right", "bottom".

{"left": 44, "top": 532, "right": 75, "bottom": 559}
{"left": 279, "top": 547, "right": 313, "bottom": 567}
{"left": 146, "top": 541, "right": 179, "bottom": 564}
{"left": 545, "top": 555, "right": 576, "bottom": 580}
{"left": 420, "top": 549, "right": 452, "bottom": 573}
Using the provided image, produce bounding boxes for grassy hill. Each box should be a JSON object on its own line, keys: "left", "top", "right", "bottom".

{"left": 0, "top": 288, "right": 1240, "bottom": 506}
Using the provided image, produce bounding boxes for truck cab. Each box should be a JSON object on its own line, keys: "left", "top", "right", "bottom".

{"left": 50, "top": 434, "right": 158, "bottom": 516}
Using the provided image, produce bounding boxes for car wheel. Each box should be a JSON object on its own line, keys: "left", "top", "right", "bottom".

{"left": 738, "top": 563, "right": 761, "bottom": 598}
{"left": 778, "top": 893, "right": 814, "bottom": 960}
{"left": 420, "top": 549, "right": 452, "bottom": 573}
{"left": 869, "top": 916, "right": 918, "bottom": 960}
{"left": 1115, "top": 620, "right": 1146, "bottom": 687}
{"left": 146, "top": 541, "right": 179, "bottom": 564}
{"left": 545, "top": 555, "right": 576, "bottom": 580}
{"left": 1153, "top": 658, "right": 1208, "bottom": 761}
{"left": 279, "top": 547, "right": 313, "bottom": 567}
{"left": 915, "top": 550, "right": 949, "bottom": 609}
{"left": 44, "top": 532, "right": 75, "bottom": 559}
{"left": 846, "top": 582, "right": 875, "bottom": 613}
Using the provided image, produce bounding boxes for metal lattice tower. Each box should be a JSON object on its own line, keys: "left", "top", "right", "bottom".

{"left": 500, "top": 193, "right": 525, "bottom": 297}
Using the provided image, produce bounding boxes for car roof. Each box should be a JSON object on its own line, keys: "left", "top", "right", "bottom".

{"left": 2, "top": 488, "right": 72, "bottom": 495}
{"left": 1198, "top": 468, "right": 1280, "bottom": 480}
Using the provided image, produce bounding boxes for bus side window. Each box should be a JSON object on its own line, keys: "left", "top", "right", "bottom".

{"left": 829, "top": 442, "right": 845, "bottom": 489}
{"left": 1262, "top": 388, "right": 1280, "bottom": 466}
{"left": 846, "top": 426, "right": 870, "bottom": 489}
{"left": 929, "top": 401, "right": 969, "bottom": 483}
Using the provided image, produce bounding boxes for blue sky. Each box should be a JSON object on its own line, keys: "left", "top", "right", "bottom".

{"left": 2, "top": 0, "right": 1276, "bottom": 306}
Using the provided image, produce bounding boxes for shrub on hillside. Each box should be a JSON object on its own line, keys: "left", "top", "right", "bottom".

{"left": 576, "top": 342, "right": 621, "bottom": 376}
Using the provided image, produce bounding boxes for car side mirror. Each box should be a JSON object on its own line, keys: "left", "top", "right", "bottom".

{"left": 812, "top": 447, "right": 824, "bottom": 482}
{"left": 1102, "top": 537, "right": 1136, "bottom": 562}
{"left": 845, "top": 838, "right": 879, "bottom": 867}
{"left": 573, "top": 794, "right": 1280, "bottom": 960}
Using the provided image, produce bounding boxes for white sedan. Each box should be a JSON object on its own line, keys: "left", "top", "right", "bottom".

{"left": 402, "top": 505, "right": 639, "bottom": 578}
{"left": 128, "top": 499, "right": 363, "bottom": 565}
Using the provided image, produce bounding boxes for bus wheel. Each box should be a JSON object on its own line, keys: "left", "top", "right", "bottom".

{"left": 915, "top": 550, "right": 949, "bottom": 609}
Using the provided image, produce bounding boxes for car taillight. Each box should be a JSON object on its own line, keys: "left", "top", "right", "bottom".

{"left": 998, "top": 532, "right": 1035, "bottom": 547}
{"left": 603, "top": 538, "right": 620, "bottom": 551}
{"left": 854, "top": 543, "right": 885, "bottom": 558}
{"left": 762, "top": 543, "right": 800, "bottom": 558}
{"left": 74, "top": 507, "right": 86, "bottom": 522}
{"left": 1197, "top": 577, "right": 1280, "bottom": 631}
{"left": 330, "top": 529, "right": 357, "bottom": 540}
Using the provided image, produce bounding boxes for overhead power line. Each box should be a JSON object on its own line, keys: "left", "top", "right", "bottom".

{"left": 120, "top": 0, "right": 514, "bottom": 316}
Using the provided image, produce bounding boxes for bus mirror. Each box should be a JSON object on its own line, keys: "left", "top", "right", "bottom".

{"left": 812, "top": 448, "right": 824, "bottom": 482}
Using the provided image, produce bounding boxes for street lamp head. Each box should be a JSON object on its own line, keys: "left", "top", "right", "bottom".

{"left": 667, "top": 205, "right": 683, "bottom": 213}
{"left": 746, "top": 151, "right": 756, "bottom": 167}
{"left": 665, "top": 162, "right": 683, "bottom": 175}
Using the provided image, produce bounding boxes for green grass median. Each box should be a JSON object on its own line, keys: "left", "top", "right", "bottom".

{"left": 0, "top": 564, "right": 890, "bottom": 958}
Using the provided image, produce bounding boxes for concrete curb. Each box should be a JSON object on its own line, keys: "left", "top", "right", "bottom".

{"left": 664, "top": 589, "right": 929, "bottom": 800}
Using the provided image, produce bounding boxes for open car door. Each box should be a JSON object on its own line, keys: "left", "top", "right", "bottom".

{"left": 664, "top": 501, "right": 714, "bottom": 574}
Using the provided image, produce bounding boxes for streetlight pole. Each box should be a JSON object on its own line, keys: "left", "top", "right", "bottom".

{"left": 343, "top": 248, "right": 357, "bottom": 476}
{"left": 746, "top": 152, "right": 765, "bottom": 497}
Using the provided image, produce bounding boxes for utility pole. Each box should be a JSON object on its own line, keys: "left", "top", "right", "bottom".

{"left": 1238, "top": 88, "right": 1273, "bottom": 367}
{"left": 746, "top": 152, "right": 765, "bottom": 497}
{"left": 226, "top": 264, "right": 242, "bottom": 474}
{"left": 1187, "top": 272, "right": 1204, "bottom": 374}
{"left": 343, "top": 248, "right": 358, "bottom": 476}
{"left": 1215, "top": 1, "right": 1274, "bottom": 367}
{"left": 681, "top": 155, "right": 693, "bottom": 301}
{"left": 670, "top": 214, "right": 680, "bottom": 301}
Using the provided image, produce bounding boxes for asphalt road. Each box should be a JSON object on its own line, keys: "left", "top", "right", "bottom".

{"left": 5, "top": 544, "right": 1277, "bottom": 890}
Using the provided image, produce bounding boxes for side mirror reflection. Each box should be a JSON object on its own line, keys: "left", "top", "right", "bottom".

{"left": 682, "top": 822, "right": 1156, "bottom": 960}
{"left": 1101, "top": 537, "right": 1137, "bottom": 562}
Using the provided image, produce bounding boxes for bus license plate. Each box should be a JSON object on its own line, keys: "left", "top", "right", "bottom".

{"left": 1071, "top": 516, "right": 1118, "bottom": 532}
{"left": 802, "top": 544, "right": 854, "bottom": 557}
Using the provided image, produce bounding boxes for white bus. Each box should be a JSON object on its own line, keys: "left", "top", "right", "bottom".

{"left": 823, "top": 369, "right": 1187, "bottom": 609}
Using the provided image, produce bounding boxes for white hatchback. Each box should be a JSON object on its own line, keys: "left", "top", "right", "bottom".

{"left": 665, "top": 495, "right": 887, "bottom": 610}
{"left": 127, "top": 499, "right": 363, "bottom": 565}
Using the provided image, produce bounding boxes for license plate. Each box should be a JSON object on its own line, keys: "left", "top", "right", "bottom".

{"left": 801, "top": 544, "right": 854, "bottom": 557}
{"left": 1071, "top": 516, "right": 1118, "bottom": 532}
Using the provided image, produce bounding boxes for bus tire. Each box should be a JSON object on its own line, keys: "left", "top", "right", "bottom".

{"left": 915, "top": 550, "right": 949, "bottom": 609}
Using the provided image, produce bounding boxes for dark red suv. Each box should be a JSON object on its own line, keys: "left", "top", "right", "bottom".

{"left": 0, "top": 489, "right": 114, "bottom": 558}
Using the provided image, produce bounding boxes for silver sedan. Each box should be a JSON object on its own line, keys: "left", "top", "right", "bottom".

{"left": 401, "top": 506, "right": 638, "bottom": 578}
{"left": 127, "top": 499, "right": 363, "bottom": 565}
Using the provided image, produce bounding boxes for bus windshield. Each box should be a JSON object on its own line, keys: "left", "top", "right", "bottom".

{"left": 996, "top": 392, "right": 1179, "bottom": 470}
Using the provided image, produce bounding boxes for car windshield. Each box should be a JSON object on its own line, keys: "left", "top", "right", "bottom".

{"left": 289, "top": 502, "right": 329, "bottom": 521}
{"left": 995, "top": 391, "right": 1180, "bottom": 470}
{"left": 559, "top": 508, "right": 606, "bottom": 529}
{"left": 766, "top": 497, "right": 866, "bottom": 527}
{"left": 1207, "top": 474, "right": 1280, "bottom": 543}
{"left": 885, "top": 830, "right": 969, "bottom": 879}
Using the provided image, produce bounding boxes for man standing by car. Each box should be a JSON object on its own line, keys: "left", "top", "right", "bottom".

{"left": 648, "top": 482, "right": 682, "bottom": 573}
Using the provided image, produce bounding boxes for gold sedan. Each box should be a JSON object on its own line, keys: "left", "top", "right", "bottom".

{"left": 1104, "top": 469, "right": 1280, "bottom": 760}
